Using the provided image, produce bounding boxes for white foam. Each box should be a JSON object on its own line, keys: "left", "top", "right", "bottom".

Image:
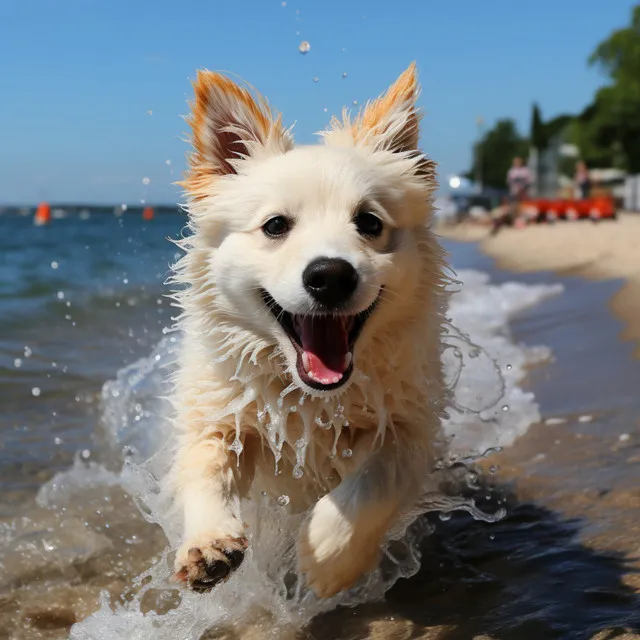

{"left": 61, "top": 267, "right": 562, "bottom": 638}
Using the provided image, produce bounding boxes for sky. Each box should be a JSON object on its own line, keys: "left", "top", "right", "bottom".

{"left": 0, "top": 0, "right": 636, "bottom": 205}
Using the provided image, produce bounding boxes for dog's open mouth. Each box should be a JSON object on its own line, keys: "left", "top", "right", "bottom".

{"left": 261, "top": 291, "right": 379, "bottom": 391}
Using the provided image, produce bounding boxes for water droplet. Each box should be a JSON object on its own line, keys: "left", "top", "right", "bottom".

{"left": 147, "top": 110, "right": 153, "bottom": 116}
{"left": 277, "top": 495, "right": 290, "bottom": 506}
{"left": 292, "top": 466, "right": 304, "bottom": 479}
{"left": 51, "top": 261, "right": 59, "bottom": 269}
{"left": 352, "top": 100, "right": 358, "bottom": 105}
{"left": 81, "top": 449, "right": 91, "bottom": 459}
{"left": 298, "top": 40, "right": 310, "bottom": 54}
{"left": 123, "top": 278, "right": 129, "bottom": 284}
{"left": 489, "top": 465, "right": 498, "bottom": 474}
{"left": 312, "top": 76, "right": 319, "bottom": 83}
{"left": 165, "top": 159, "right": 171, "bottom": 165}
{"left": 31, "top": 387, "right": 41, "bottom": 397}
{"left": 229, "top": 439, "right": 243, "bottom": 457}
{"left": 619, "top": 433, "right": 630, "bottom": 442}
{"left": 342, "top": 72, "right": 348, "bottom": 78}
{"left": 261, "top": 491, "right": 267, "bottom": 496}
{"left": 57, "top": 291, "right": 65, "bottom": 300}
{"left": 14, "top": 358, "right": 22, "bottom": 368}
{"left": 501, "top": 405, "right": 509, "bottom": 412}
{"left": 54, "top": 437, "right": 62, "bottom": 445}
{"left": 506, "top": 364, "right": 512, "bottom": 370}
{"left": 438, "top": 512, "right": 452, "bottom": 521}
{"left": 489, "top": 534, "right": 495, "bottom": 541}
{"left": 578, "top": 414, "right": 593, "bottom": 423}
{"left": 323, "top": 107, "right": 328, "bottom": 112}
{"left": 142, "top": 177, "right": 151, "bottom": 186}
{"left": 469, "top": 347, "right": 481, "bottom": 358}
{"left": 341, "top": 448, "right": 353, "bottom": 458}
{"left": 24, "top": 346, "right": 32, "bottom": 358}
{"left": 281, "top": 1, "right": 286, "bottom": 6}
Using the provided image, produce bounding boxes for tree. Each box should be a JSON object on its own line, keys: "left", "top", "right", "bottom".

{"left": 583, "top": 4, "right": 640, "bottom": 172}
{"left": 467, "top": 119, "right": 529, "bottom": 190}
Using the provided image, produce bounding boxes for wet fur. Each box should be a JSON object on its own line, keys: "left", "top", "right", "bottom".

{"left": 170, "top": 63, "right": 450, "bottom": 597}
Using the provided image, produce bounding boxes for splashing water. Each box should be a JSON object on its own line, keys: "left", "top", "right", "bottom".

{"left": 59, "top": 268, "right": 562, "bottom": 638}
{"left": 298, "top": 40, "right": 310, "bottom": 54}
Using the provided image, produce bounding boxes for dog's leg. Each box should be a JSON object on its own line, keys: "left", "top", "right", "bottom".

{"left": 173, "top": 434, "right": 253, "bottom": 592}
{"left": 298, "top": 427, "right": 431, "bottom": 597}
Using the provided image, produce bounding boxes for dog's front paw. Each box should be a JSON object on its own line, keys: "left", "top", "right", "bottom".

{"left": 298, "top": 497, "right": 382, "bottom": 598}
{"left": 174, "top": 534, "right": 248, "bottom": 592}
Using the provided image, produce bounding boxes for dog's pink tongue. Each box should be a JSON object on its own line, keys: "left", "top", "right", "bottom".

{"left": 299, "top": 316, "right": 350, "bottom": 384}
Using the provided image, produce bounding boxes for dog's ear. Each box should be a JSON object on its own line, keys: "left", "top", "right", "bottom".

{"left": 324, "top": 63, "right": 434, "bottom": 181}
{"left": 182, "top": 71, "right": 293, "bottom": 197}
{"left": 354, "top": 62, "right": 421, "bottom": 153}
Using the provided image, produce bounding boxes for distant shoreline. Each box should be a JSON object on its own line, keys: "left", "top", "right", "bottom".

{"left": 437, "top": 213, "right": 640, "bottom": 358}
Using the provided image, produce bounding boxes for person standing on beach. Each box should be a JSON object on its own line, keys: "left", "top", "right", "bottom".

{"left": 574, "top": 160, "right": 591, "bottom": 199}
{"left": 491, "top": 157, "right": 532, "bottom": 235}
{"left": 507, "top": 156, "right": 532, "bottom": 202}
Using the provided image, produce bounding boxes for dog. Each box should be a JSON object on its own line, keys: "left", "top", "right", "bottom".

{"left": 170, "top": 63, "right": 449, "bottom": 598}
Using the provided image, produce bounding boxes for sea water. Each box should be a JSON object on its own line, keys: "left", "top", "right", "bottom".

{"left": 39, "top": 268, "right": 563, "bottom": 639}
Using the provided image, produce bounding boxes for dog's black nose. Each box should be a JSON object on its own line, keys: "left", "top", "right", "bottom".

{"left": 302, "top": 257, "right": 359, "bottom": 308}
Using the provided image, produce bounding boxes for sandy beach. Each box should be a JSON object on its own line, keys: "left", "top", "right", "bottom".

{"left": 438, "top": 213, "right": 640, "bottom": 357}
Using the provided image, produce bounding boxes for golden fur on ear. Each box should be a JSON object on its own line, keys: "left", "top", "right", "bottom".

{"left": 355, "top": 62, "right": 420, "bottom": 152}
{"left": 182, "top": 71, "right": 293, "bottom": 199}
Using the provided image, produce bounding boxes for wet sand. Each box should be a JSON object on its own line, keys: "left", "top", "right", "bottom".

{"left": 437, "top": 213, "right": 640, "bottom": 356}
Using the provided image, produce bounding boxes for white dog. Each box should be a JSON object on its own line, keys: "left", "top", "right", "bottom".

{"left": 170, "top": 63, "right": 449, "bottom": 598}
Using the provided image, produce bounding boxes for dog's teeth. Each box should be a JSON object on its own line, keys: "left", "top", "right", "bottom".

{"left": 344, "top": 352, "right": 352, "bottom": 369}
{"left": 302, "top": 352, "right": 310, "bottom": 373}
{"left": 331, "top": 376, "right": 340, "bottom": 384}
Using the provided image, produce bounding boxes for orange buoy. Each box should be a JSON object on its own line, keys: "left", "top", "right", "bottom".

{"left": 34, "top": 202, "right": 51, "bottom": 226}
{"left": 142, "top": 206, "right": 154, "bottom": 221}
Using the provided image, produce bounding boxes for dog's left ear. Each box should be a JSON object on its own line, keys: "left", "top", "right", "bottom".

{"left": 182, "top": 71, "right": 293, "bottom": 197}
{"left": 325, "top": 63, "right": 434, "bottom": 180}
{"left": 354, "top": 62, "right": 421, "bottom": 154}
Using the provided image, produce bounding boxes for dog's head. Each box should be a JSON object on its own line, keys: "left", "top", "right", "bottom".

{"left": 181, "top": 64, "right": 437, "bottom": 397}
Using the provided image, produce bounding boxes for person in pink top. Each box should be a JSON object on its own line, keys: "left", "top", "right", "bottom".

{"left": 507, "top": 156, "right": 532, "bottom": 202}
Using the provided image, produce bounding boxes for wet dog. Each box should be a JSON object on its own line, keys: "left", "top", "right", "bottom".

{"left": 170, "top": 63, "right": 449, "bottom": 597}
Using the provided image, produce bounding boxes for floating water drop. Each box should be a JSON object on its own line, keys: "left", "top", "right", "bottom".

{"left": 506, "top": 364, "right": 512, "bottom": 370}
{"left": 489, "top": 534, "right": 495, "bottom": 541}
{"left": 352, "top": 100, "right": 358, "bottom": 105}
{"left": 165, "top": 159, "right": 171, "bottom": 166}
{"left": 147, "top": 110, "right": 153, "bottom": 116}
{"left": 142, "top": 177, "right": 151, "bottom": 186}
{"left": 312, "top": 76, "right": 319, "bottom": 83}
{"left": 501, "top": 405, "right": 509, "bottom": 412}
{"left": 24, "top": 346, "right": 32, "bottom": 358}
{"left": 14, "top": 358, "right": 22, "bottom": 368}
{"left": 298, "top": 41, "right": 310, "bottom": 54}
{"left": 281, "top": 1, "right": 286, "bottom": 5}
{"left": 277, "top": 494, "right": 290, "bottom": 506}
{"left": 57, "top": 291, "right": 65, "bottom": 300}
{"left": 82, "top": 449, "right": 91, "bottom": 459}
{"left": 342, "top": 72, "right": 348, "bottom": 78}
{"left": 438, "top": 511, "right": 452, "bottom": 521}
{"left": 51, "top": 261, "right": 59, "bottom": 269}
{"left": 31, "top": 387, "right": 41, "bottom": 397}
{"left": 578, "top": 414, "right": 593, "bottom": 423}
{"left": 619, "top": 433, "right": 630, "bottom": 442}
{"left": 54, "top": 437, "right": 62, "bottom": 445}
{"left": 229, "top": 439, "right": 243, "bottom": 458}
{"left": 323, "top": 107, "right": 328, "bottom": 112}
{"left": 489, "top": 465, "right": 498, "bottom": 474}
{"left": 341, "top": 448, "right": 353, "bottom": 458}
{"left": 292, "top": 466, "right": 304, "bottom": 479}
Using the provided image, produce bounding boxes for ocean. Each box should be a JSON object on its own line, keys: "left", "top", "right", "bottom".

{"left": 0, "top": 210, "right": 639, "bottom": 639}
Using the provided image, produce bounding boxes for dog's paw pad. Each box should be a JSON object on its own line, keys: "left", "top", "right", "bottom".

{"left": 175, "top": 536, "right": 248, "bottom": 593}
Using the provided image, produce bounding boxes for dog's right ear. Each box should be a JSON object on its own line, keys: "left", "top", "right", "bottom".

{"left": 182, "top": 71, "right": 293, "bottom": 198}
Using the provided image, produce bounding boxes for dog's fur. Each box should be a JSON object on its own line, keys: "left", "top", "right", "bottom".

{"left": 170, "top": 63, "right": 449, "bottom": 598}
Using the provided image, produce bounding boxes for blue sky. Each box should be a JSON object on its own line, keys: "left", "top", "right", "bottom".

{"left": 0, "top": 0, "right": 635, "bottom": 205}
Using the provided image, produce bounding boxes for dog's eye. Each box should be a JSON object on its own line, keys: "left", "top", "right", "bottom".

{"left": 354, "top": 211, "right": 383, "bottom": 238}
{"left": 262, "top": 216, "right": 290, "bottom": 238}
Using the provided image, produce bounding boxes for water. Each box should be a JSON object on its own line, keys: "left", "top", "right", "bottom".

{"left": 1, "top": 211, "right": 638, "bottom": 638}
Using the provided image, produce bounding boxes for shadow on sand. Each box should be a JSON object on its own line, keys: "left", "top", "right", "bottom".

{"left": 304, "top": 492, "right": 640, "bottom": 640}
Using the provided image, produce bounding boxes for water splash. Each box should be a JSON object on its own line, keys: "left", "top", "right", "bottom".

{"left": 61, "top": 268, "right": 562, "bottom": 637}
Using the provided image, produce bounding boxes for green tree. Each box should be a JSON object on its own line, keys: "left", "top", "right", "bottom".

{"left": 468, "top": 119, "right": 529, "bottom": 190}
{"left": 583, "top": 4, "right": 640, "bottom": 172}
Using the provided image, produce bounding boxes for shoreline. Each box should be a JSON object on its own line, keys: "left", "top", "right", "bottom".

{"left": 437, "top": 212, "right": 640, "bottom": 357}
